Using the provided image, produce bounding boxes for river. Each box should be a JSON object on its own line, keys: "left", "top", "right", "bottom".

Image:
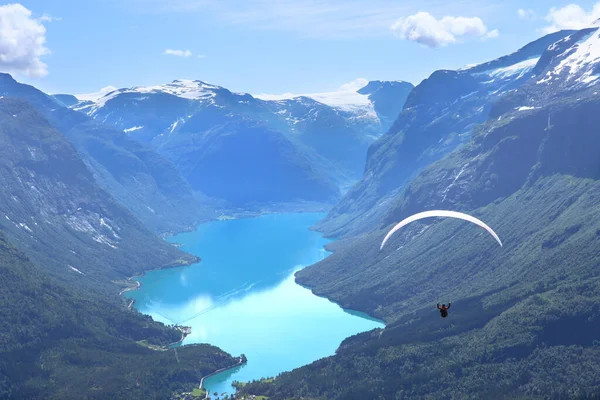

{"left": 125, "top": 212, "right": 384, "bottom": 397}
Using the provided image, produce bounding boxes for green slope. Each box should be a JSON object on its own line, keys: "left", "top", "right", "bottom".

{"left": 0, "top": 97, "right": 237, "bottom": 398}
{"left": 237, "top": 90, "right": 600, "bottom": 399}
{"left": 0, "top": 230, "right": 236, "bottom": 399}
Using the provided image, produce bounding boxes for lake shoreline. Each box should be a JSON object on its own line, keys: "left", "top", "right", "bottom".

{"left": 295, "top": 281, "right": 387, "bottom": 326}
{"left": 157, "top": 201, "right": 334, "bottom": 240}
{"left": 125, "top": 211, "right": 384, "bottom": 397}
{"left": 127, "top": 205, "right": 334, "bottom": 300}
{"left": 199, "top": 356, "right": 247, "bottom": 397}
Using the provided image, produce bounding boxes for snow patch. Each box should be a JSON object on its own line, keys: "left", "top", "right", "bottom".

{"left": 133, "top": 79, "right": 219, "bottom": 100}
{"left": 18, "top": 222, "right": 33, "bottom": 233}
{"left": 124, "top": 126, "right": 143, "bottom": 133}
{"left": 66, "top": 216, "right": 96, "bottom": 233}
{"left": 254, "top": 78, "right": 373, "bottom": 111}
{"left": 460, "top": 91, "right": 478, "bottom": 100}
{"left": 72, "top": 103, "right": 93, "bottom": 112}
{"left": 482, "top": 57, "right": 540, "bottom": 80}
{"left": 75, "top": 86, "right": 119, "bottom": 101}
{"left": 536, "top": 75, "right": 553, "bottom": 85}
{"left": 542, "top": 30, "right": 600, "bottom": 87}
{"left": 85, "top": 80, "right": 221, "bottom": 114}
{"left": 68, "top": 265, "right": 85, "bottom": 275}
{"left": 441, "top": 163, "right": 469, "bottom": 202}
{"left": 100, "top": 217, "right": 120, "bottom": 239}
{"left": 88, "top": 90, "right": 121, "bottom": 114}
{"left": 168, "top": 119, "right": 182, "bottom": 134}
{"left": 93, "top": 234, "right": 118, "bottom": 249}
{"left": 517, "top": 106, "right": 537, "bottom": 111}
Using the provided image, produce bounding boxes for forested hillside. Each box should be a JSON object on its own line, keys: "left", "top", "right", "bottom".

{"left": 238, "top": 27, "right": 600, "bottom": 400}
{"left": 0, "top": 229, "right": 237, "bottom": 399}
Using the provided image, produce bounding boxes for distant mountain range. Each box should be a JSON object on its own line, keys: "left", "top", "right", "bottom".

{"left": 62, "top": 78, "right": 413, "bottom": 201}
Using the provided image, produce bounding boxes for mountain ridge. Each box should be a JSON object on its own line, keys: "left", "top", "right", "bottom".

{"left": 67, "top": 78, "right": 414, "bottom": 196}
{"left": 0, "top": 73, "right": 204, "bottom": 235}
{"left": 313, "top": 29, "right": 579, "bottom": 239}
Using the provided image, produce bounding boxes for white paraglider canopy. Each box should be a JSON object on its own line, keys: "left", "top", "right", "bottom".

{"left": 380, "top": 210, "right": 503, "bottom": 250}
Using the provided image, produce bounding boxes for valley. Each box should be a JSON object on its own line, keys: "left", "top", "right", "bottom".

{"left": 1, "top": 7, "right": 600, "bottom": 399}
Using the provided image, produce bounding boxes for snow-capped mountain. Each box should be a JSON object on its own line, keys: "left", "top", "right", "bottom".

{"left": 254, "top": 78, "right": 412, "bottom": 130}
{"left": 535, "top": 28, "right": 600, "bottom": 89}
{"left": 68, "top": 79, "right": 414, "bottom": 188}
{"left": 316, "top": 29, "right": 581, "bottom": 237}
{"left": 488, "top": 27, "right": 600, "bottom": 116}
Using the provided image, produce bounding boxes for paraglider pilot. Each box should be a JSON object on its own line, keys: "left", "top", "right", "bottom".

{"left": 437, "top": 303, "right": 451, "bottom": 318}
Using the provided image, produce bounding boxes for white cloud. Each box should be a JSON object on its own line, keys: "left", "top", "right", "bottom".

{"left": 543, "top": 3, "right": 600, "bottom": 33}
{"left": 119, "top": 0, "right": 497, "bottom": 39}
{"left": 197, "top": 54, "right": 206, "bottom": 59}
{"left": 338, "top": 78, "right": 369, "bottom": 92}
{"left": 163, "top": 48, "right": 192, "bottom": 57}
{"left": 0, "top": 4, "right": 50, "bottom": 77}
{"left": 517, "top": 8, "right": 536, "bottom": 20}
{"left": 39, "top": 14, "right": 62, "bottom": 22}
{"left": 484, "top": 28, "right": 499, "bottom": 39}
{"left": 391, "top": 11, "right": 496, "bottom": 48}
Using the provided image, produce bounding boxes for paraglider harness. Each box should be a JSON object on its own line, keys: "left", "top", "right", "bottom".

{"left": 437, "top": 303, "right": 451, "bottom": 318}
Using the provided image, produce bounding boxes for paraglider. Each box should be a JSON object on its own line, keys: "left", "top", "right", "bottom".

{"left": 380, "top": 210, "right": 503, "bottom": 319}
{"left": 379, "top": 210, "right": 503, "bottom": 250}
{"left": 437, "top": 303, "right": 451, "bottom": 318}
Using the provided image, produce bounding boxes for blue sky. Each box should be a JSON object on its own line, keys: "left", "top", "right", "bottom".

{"left": 6, "top": 0, "right": 600, "bottom": 95}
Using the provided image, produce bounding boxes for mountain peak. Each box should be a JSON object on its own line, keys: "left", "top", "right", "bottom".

{"left": 0, "top": 73, "right": 16, "bottom": 83}
{"left": 536, "top": 27, "right": 600, "bottom": 89}
{"left": 75, "top": 85, "right": 118, "bottom": 101}
{"left": 75, "top": 79, "right": 223, "bottom": 104}
{"left": 116, "top": 79, "right": 222, "bottom": 101}
{"left": 357, "top": 80, "right": 413, "bottom": 95}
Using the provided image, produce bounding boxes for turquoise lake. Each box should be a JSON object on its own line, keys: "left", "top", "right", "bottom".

{"left": 125, "top": 212, "right": 384, "bottom": 397}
